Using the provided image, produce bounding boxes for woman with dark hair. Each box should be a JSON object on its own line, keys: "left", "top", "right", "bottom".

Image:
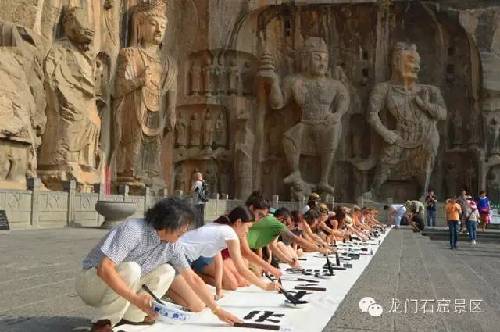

{"left": 76, "top": 198, "right": 240, "bottom": 332}
{"left": 168, "top": 206, "right": 280, "bottom": 311}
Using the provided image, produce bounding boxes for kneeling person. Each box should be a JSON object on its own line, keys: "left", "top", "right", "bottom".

{"left": 169, "top": 206, "right": 280, "bottom": 311}
{"left": 76, "top": 198, "right": 239, "bottom": 332}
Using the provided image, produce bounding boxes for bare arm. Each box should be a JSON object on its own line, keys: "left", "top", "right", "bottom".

{"left": 227, "top": 240, "right": 274, "bottom": 290}
{"left": 239, "top": 233, "right": 282, "bottom": 278}
{"left": 367, "top": 83, "right": 396, "bottom": 143}
{"left": 333, "top": 82, "right": 350, "bottom": 118}
{"left": 180, "top": 268, "right": 241, "bottom": 324}
{"left": 269, "top": 239, "right": 294, "bottom": 265}
{"left": 214, "top": 253, "right": 223, "bottom": 298}
{"left": 418, "top": 86, "right": 447, "bottom": 121}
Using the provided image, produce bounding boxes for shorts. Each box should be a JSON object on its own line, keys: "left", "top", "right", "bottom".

{"left": 221, "top": 248, "right": 231, "bottom": 260}
{"left": 190, "top": 256, "right": 214, "bottom": 273}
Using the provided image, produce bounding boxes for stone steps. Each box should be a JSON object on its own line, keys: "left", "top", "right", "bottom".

{"left": 422, "top": 227, "right": 500, "bottom": 243}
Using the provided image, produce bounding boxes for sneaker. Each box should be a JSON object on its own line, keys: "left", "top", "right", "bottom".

{"left": 90, "top": 320, "right": 112, "bottom": 332}
{"left": 472, "top": 240, "right": 477, "bottom": 245}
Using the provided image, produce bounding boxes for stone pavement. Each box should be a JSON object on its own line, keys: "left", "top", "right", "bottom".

{"left": 0, "top": 228, "right": 499, "bottom": 332}
{"left": 325, "top": 228, "right": 500, "bottom": 332}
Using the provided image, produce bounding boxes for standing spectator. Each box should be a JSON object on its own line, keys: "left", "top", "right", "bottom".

{"left": 477, "top": 191, "right": 491, "bottom": 232}
{"left": 425, "top": 189, "right": 438, "bottom": 227}
{"left": 445, "top": 198, "right": 462, "bottom": 249}
{"left": 384, "top": 204, "right": 406, "bottom": 229}
{"left": 456, "top": 189, "right": 468, "bottom": 233}
{"left": 466, "top": 199, "right": 480, "bottom": 245}
{"left": 192, "top": 172, "right": 208, "bottom": 227}
{"left": 302, "top": 192, "right": 320, "bottom": 214}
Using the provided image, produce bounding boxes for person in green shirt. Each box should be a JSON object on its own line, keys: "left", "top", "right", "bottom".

{"left": 246, "top": 192, "right": 330, "bottom": 263}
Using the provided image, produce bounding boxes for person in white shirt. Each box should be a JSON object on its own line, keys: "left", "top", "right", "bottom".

{"left": 166, "top": 206, "right": 279, "bottom": 312}
{"left": 384, "top": 204, "right": 406, "bottom": 228}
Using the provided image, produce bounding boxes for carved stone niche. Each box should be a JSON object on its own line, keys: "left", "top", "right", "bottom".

{"left": 173, "top": 159, "right": 232, "bottom": 198}
{"left": 174, "top": 105, "right": 230, "bottom": 161}
{"left": 485, "top": 112, "right": 500, "bottom": 156}
{"left": 186, "top": 49, "right": 256, "bottom": 98}
{"left": 487, "top": 165, "right": 500, "bottom": 204}
{"left": 0, "top": 20, "right": 46, "bottom": 190}
{"left": 441, "top": 151, "right": 478, "bottom": 198}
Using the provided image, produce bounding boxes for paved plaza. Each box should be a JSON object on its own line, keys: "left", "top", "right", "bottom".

{"left": 0, "top": 228, "right": 499, "bottom": 332}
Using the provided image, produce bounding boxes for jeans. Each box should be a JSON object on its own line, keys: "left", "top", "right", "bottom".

{"left": 426, "top": 209, "right": 436, "bottom": 227}
{"left": 466, "top": 220, "right": 477, "bottom": 241}
{"left": 395, "top": 215, "right": 403, "bottom": 227}
{"left": 448, "top": 221, "right": 459, "bottom": 248}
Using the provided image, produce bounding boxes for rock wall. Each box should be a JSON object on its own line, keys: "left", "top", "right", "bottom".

{"left": 0, "top": 0, "right": 498, "bottom": 203}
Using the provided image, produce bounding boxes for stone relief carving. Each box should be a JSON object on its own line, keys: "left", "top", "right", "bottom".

{"left": 214, "top": 111, "right": 228, "bottom": 147}
{"left": 0, "top": 20, "right": 46, "bottom": 189}
{"left": 189, "top": 112, "right": 202, "bottom": 147}
{"left": 175, "top": 112, "right": 188, "bottom": 147}
{"left": 189, "top": 60, "right": 202, "bottom": 95}
{"left": 257, "top": 37, "right": 350, "bottom": 195}
{"left": 204, "top": 162, "right": 218, "bottom": 195}
{"left": 364, "top": 42, "right": 447, "bottom": 200}
{"left": 39, "top": 6, "right": 101, "bottom": 191}
{"left": 203, "top": 110, "right": 215, "bottom": 148}
{"left": 174, "top": 164, "right": 186, "bottom": 192}
{"left": 0, "top": 0, "right": 494, "bottom": 204}
{"left": 114, "top": 0, "right": 177, "bottom": 188}
{"left": 234, "top": 119, "right": 254, "bottom": 199}
{"left": 218, "top": 163, "right": 231, "bottom": 196}
{"left": 187, "top": 51, "right": 254, "bottom": 97}
{"left": 486, "top": 113, "right": 500, "bottom": 156}
{"left": 95, "top": 52, "right": 111, "bottom": 110}
{"left": 227, "top": 58, "right": 241, "bottom": 95}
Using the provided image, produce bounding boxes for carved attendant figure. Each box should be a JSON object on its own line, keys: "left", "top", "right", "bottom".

{"left": 189, "top": 113, "right": 202, "bottom": 147}
{"left": 175, "top": 112, "right": 187, "bottom": 147}
{"left": 258, "top": 37, "right": 350, "bottom": 194}
{"left": 364, "top": 42, "right": 447, "bottom": 199}
{"left": 227, "top": 59, "right": 241, "bottom": 95}
{"left": 41, "top": 6, "right": 100, "bottom": 189}
{"left": 189, "top": 60, "right": 202, "bottom": 95}
{"left": 203, "top": 110, "right": 215, "bottom": 148}
{"left": 214, "top": 111, "right": 227, "bottom": 147}
{"left": 0, "top": 20, "right": 46, "bottom": 189}
{"left": 114, "top": 0, "right": 176, "bottom": 186}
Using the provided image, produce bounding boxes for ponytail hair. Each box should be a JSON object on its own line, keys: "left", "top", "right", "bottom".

{"left": 214, "top": 206, "right": 252, "bottom": 225}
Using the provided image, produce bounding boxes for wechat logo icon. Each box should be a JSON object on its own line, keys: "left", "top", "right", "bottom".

{"left": 359, "top": 297, "right": 384, "bottom": 317}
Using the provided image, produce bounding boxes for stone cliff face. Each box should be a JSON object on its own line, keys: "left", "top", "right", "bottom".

{"left": 0, "top": 0, "right": 498, "bottom": 203}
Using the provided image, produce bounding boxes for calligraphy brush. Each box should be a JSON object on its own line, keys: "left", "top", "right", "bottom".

{"left": 325, "top": 254, "right": 334, "bottom": 276}
{"left": 265, "top": 275, "right": 301, "bottom": 304}
{"left": 142, "top": 284, "right": 165, "bottom": 304}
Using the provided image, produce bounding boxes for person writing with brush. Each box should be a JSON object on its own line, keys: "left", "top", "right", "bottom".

{"left": 166, "top": 206, "right": 280, "bottom": 311}
{"left": 75, "top": 198, "right": 240, "bottom": 332}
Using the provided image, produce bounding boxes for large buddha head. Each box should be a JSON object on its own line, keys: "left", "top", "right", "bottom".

{"left": 391, "top": 42, "right": 420, "bottom": 82}
{"left": 301, "top": 37, "right": 329, "bottom": 77}
{"left": 131, "top": 0, "right": 167, "bottom": 48}
{"left": 62, "top": 6, "right": 94, "bottom": 50}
